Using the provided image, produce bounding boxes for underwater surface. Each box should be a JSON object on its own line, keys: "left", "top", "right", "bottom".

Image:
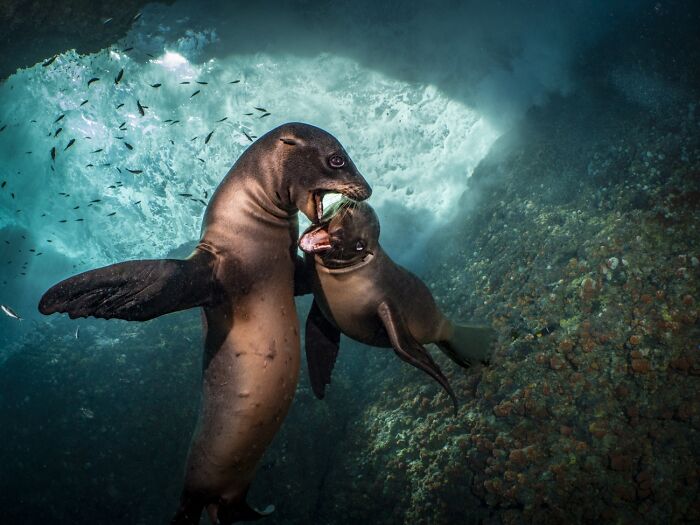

{"left": 0, "top": 0, "right": 699, "bottom": 523}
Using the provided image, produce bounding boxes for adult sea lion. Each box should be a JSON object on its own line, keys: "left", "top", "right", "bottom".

{"left": 38, "top": 123, "right": 372, "bottom": 524}
{"left": 299, "top": 198, "right": 494, "bottom": 410}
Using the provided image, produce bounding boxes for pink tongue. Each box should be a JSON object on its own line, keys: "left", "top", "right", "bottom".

{"left": 299, "top": 226, "right": 331, "bottom": 253}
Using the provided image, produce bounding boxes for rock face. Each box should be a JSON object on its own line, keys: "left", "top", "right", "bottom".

{"left": 306, "top": 86, "right": 699, "bottom": 523}
{"left": 0, "top": 0, "right": 171, "bottom": 79}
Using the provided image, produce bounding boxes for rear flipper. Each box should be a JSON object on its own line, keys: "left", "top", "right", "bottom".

{"left": 438, "top": 323, "right": 495, "bottom": 369}
{"left": 38, "top": 248, "right": 219, "bottom": 321}
{"left": 378, "top": 301, "right": 458, "bottom": 414}
{"left": 171, "top": 489, "right": 273, "bottom": 525}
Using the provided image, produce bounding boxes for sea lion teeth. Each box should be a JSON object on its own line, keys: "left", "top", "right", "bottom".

{"left": 299, "top": 225, "right": 331, "bottom": 253}
{"left": 315, "top": 192, "right": 324, "bottom": 221}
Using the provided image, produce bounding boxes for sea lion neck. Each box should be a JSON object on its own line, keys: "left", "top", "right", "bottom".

{"left": 314, "top": 248, "right": 379, "bottom": 274}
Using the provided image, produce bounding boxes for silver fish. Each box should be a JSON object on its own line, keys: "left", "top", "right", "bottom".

{"left": 1, "top": 304, "right": 22, "bottom": 320}
{"left": 75, "top": 326, "right": 80, "bottom": 339}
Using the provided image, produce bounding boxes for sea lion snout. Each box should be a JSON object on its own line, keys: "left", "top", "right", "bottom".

{"left": 275, "top": 123, "right": 371, "bottom": 223}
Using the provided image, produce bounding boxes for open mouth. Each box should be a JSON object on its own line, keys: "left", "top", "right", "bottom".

{"left": 299, "top": 223, "right": 332, "bottom": 254}
{"left": 305, "top": 191, "right": 327, "bottom": 223}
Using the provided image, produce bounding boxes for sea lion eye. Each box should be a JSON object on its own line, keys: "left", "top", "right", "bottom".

{"left": 355, "top": 240, "right": 365, "bottom": 251}
{"left": 329, "top": 154, "right": 345, "bottom": 168}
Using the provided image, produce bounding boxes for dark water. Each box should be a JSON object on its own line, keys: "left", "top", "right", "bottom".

{"left": 1, "top": 1, "right": 699, "bottom": 523}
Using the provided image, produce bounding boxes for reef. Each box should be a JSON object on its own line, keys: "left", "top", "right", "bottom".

{"left": 310, "top": 88, "right": 700, "bottom": 523}
{"left": 0, "top": 0, "right": 172, "bottom": 80}
{"left": 0, "top": 31, "right": 698, "bottom": 525}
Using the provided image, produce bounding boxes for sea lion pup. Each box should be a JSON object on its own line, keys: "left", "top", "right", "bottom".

{"left": 38, "top": 123, "right": 372, "bottom": 525}
{"left": 299, "top": 198, "right": 494, "bottom": 411}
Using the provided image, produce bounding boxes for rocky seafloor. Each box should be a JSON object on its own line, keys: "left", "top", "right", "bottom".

{"left": 0, "top": 85, "right": 698, "bottom": 524}
{"left": 307, "top": 89, "right": 700, "bottom": 523}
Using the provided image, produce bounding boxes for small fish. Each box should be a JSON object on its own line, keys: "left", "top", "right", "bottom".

{"left": 164, "top": 119, "right": 172, "bottom": 123}
{"left": 50, "top": 147, "right": 56, "bottom": 161}
{"left": 87, "top": 77, "right": 100, "bottom": 86}
{"left": 108, "top": 185, "right": 116, "bottom": 189}
{"left": 134, "top": 200, "right": 141, "bottom": 205}
{"left": 85, "top": 164, "right": 94, "bottom": 167}
{"left": 11, "top": 193, "right": 15, "bottom": 199}
{"left": 179, "top": 193, "right": 193, "bottom": 197}
{"left": 118, "top": 121, "right": 126, "bottom": 129}
{"left": 73, "top": 206, "right": 80, "bottom": 210}
{"left": 64, "top": 138, "right": 75, "bottom": 151}
{"left": 115, "top": 68, "right": 124, "bottom": 84}
{"left": 1, "top": 305, "right": 22, "bottom": 320}
{"left": 137, "top": 100, "right": 145, "bottom": 116}
{"left": 80, "top": 99, "right": 89, "bottom": 106}
{"left": 197, "top": 158, "right": 205, "bottom": 163}
{"left": 205, "top": 130, "right": 214, "bottom": 144}
{"left": 116, "top": 167, "right": 122, "bottom": 174}
{"left": 133, "top": 12, "right": 142, "bottom": 21}
{"left": 229, "top": 80, "right": 240, "bottom": 84}
{"left": 91, "top": 148, "right": 103, "bottom": 153}
{"left": 190, "top": 90, "right": 200, "bottom": 98}
{"left": 169, "top": 140, "right": 174, "bottom": 145}
{"left": 116, "top": 103, "right": 124, "bottom": 109}
{"left": 259, "top": 112, "right": 270, "bottom": 118}
{"left": 243, "top": 112, "right": 253, "bottom": 116}
{"left": 90, "top": 199, "right": 101, "bottom": 203}
{"left": 196, "top": 81, "right": 208, "bottom": 85}
{"left": 126, "top": 169, "right": 142, "bottom": 174}
{"left": 59, "top": 219, "right": 67, "bottom": 223}
{"left": 150, "top": 83, "right": 161, "bottom": 88}
{"left": 75, "top": 326, "right": 80, "bottom": 339}
{"left": 115, "top": 136, "right": 125, "bottom": 140}
{"left": 216, "top": 117, "right": 228, "bottom": 122}
{"left": 180, "top": 81, "right": 191, "bottom": 84}
{"left": 190, "top": 136, "right": 198, "bottom": 141}
{"left": 169, "top": 120, "right": 180, "bottom": 125}
{"left": 124, "top": 142, "right": 133, "bottom": 150}
{"left": 102, "top": 17, "right": 113, "bottom": 25}
{"left": 196, "top": 199, "right": 207, "bottom": 206}
{"left": 54, "top": 127, "right": 63, "bottom": 137}
{"left": 146, "top": 53, "right": 155, "bottom": 58}
{"left": 0, "top": 124, "right": 6, "bottom": 132}
{"left": 254, "top": 107, "right": 267, "bottom": 112}
{"left": 243, "top": 131, "right": 252, "bottom": 142}
{"left": 42, "top": 55, "right": 58, "bottom": 67}
{"left": 54, "top": 114, "right": 65, "bottom": 123}
{"left": 0, "top": 181, "right": 5, "bottom": 188}
{"left": 204, "top": 190, "right": 208, "bottom": 198}
{"left": 123, "top": 47, "right": 134, "bottom": 52}
{"left": 107, "top": 212, "right": 117, "bottom": 216}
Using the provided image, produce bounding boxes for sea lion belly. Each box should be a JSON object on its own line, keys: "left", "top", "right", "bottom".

{"left": 184, "top": 278, "right": 300, "bottom": 499}
{"left": 311, "top": 263, "right": 389, "bottom": 347}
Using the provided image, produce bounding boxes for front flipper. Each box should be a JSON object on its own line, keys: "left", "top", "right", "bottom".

{"left": 305, "top": 300, "right": 341, "bottom": 399}
{"left": 38, "top": 248, "right": 219, "bottom": 321}
{"left": 377, "top": 301, "right": 458, "bottom": 413}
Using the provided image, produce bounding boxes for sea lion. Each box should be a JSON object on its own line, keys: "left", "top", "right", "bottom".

{"left": 38, "top": 123, "right": 372, "bottom": 524}
{"left": 299, "top": 198, "right": 494, "bottom": 410}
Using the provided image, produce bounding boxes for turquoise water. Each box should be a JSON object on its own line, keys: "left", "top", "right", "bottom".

{"left": 1, "top": 1, "right": 699, "bottom": 524}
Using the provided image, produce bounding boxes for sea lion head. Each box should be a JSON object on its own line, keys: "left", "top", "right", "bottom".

{"left": 270, "top": 123, "right": 372, "bottom": 223}
{"left": 299, "top": 197, "right": 379, "bottom": 268}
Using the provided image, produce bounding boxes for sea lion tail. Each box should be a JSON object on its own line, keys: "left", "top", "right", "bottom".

{"left": 38, "top": 248, "right": 219, "bottom": 321}
{"left": 438, "top": 323, "right": 495, "bottom": 368}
